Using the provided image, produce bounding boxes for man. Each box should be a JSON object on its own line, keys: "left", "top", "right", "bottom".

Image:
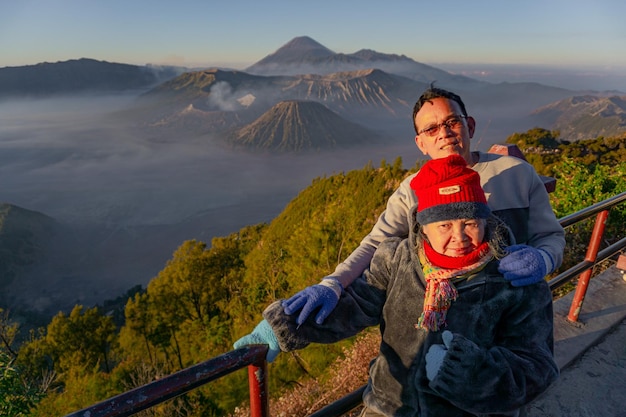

{"left": 283, "top": 86, "right": 566, "bottom": 325}
{"left": 235, "top": 155, "right": 559, "bottom": 416}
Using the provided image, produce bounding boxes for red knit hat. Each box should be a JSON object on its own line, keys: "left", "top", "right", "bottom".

{"left": 410, "top": 154, "right": 490, "bottom": 224}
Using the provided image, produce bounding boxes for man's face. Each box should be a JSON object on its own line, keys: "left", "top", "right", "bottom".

{"left": 414, "top": 98, "right": 475, "bottom": 162}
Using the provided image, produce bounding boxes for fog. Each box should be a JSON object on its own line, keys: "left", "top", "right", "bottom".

{"left": 1, "top": 96, "right": 422, "bottom": 225}
{"left": 0, "top": 94, "right": 421, "bottom": 313}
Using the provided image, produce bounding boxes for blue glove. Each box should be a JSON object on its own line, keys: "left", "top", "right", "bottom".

{"left": 498, "top": 244, "right": 549, "bottom": 287}
{"left": 233, "top": 319, "right": 281, "bottom": 362}
{"left": 282, "top": 278, "right": 342, "bottom": 325}
{"left": 425, "top": 330, "right": 453, "bottom": 381}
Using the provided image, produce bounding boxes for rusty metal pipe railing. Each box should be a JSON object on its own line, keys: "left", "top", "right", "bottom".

{"left": 308, "top": 385, "right": 367, "bottom": 417}
{"left": 63, "top": 345, "right": 269, "bottom": 417}
{"left": 248, "top": 361, "right": 270, "bottom": 417}
{"left": 556, "top": 191, "right": 626, "bottom": 321}
{"left": 566, "top": 210, "right": 609, "bottom": 322}
{"left": 558, "top": 191, "right": 626, "bottom": 228}
{"left": 547, "top": 237, "right": 626, "bottom": 291}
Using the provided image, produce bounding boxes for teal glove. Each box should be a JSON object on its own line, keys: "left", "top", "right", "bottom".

{"left": 425, "top": 330, "right": 453, "bottom": 381}
{"left": 233, "top": 319, "right": 281, "bottom": 362}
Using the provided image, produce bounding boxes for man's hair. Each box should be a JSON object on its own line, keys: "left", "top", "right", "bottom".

{"left": 412, "top": 84, "right": 469, "bottom": 134}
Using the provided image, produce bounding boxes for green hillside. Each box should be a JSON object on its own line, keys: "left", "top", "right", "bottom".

{"left": 505, "top": 127, "right": 626, "bottom": 175}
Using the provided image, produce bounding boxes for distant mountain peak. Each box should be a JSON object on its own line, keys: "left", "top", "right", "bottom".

{"left": 274, "top": 36, "right": 335, "bottom": 57}
{"left": 228, "top": 99, "right": 379, "bottom": 151}
{"left": 245, "top": 36, "right": 337, "bottom": 75}
{"left": 243, "top": 36, "right": 476, "bottom": 87}
{"left": 250, "top": 36, "right": 335, "bottom": 68}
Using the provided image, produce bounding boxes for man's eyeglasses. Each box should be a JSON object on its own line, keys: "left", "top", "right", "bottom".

{"left": 417, "top": 115, "right": 467, "bottom": 137}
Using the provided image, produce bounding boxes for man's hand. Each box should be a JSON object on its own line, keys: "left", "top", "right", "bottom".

{"left": 233, "top": 319, "right": 281, "bottom": 362}
{"left": 498, "top": 244, "right": 550, "bottom": 287}
{"left": 282, "top": 278, "right": 342, "bottom": 325}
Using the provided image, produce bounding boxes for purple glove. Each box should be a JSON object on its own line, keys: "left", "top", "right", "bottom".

{"left": 498, "top": 244, "right": 550, "bottom": 287}
{"left": 425, "top": 330, "right": 453, "bottom": 381}
{"left": 233, "top": 319, "right": 281, "bottom": 362}
{"left": 282, "top": 278, "right": 343, "bottom": 325}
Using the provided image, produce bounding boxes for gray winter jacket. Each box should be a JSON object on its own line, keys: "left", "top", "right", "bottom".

{"left": 263, "top": 210, "right": 558, "bottom": 416}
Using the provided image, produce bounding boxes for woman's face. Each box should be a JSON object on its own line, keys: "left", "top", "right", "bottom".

{"left": 422, "top": 218, "right": 486, "bottom": 257}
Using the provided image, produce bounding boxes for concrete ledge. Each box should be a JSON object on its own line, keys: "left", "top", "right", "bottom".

{"left": 552, "top": 265, "right": 626, "bottom": 369}
{"left": 527, "top": 266, "right": 626, "bottom": 416}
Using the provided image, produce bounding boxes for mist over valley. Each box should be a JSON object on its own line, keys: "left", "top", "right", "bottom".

{"left": 0, "top": 93, "right": 418, "bottom": 315}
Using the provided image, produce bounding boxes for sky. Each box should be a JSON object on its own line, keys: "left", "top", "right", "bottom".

{"left": 2, "top": 0, "right": 626, "bottom": 72}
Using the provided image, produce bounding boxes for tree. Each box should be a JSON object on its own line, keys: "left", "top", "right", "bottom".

{"left": 18, "top": 306, "right": 117, "bottom": 378}
{"left": 1, "top": 309, "right": 46, "bottom": 417}
{"left": 1, "top": 350, "right": 45, "bottom": 416}
{"left": 549, "top": 158, "right": 626, "bottom": 278}
{"left": 0, "top": 308, "right": 19, "bottom": 359}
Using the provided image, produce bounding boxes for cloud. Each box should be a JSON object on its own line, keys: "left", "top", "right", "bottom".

{"left": 207, "top": 81, "right": 239, "bottom": 111}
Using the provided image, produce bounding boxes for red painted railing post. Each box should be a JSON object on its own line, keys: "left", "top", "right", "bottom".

{"left": 249, "top": 361, "right": 269, "bottom": 417}
{"left": 567, "top": 210, "right": 609, "bottom": 323}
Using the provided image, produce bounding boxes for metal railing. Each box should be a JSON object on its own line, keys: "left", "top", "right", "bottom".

{"left": 63, "top": 191, "right": 626, "bottom": 417}
{"left": 64, "top": 345, "right": 269, "bottom": 417}
{"left": 549, "top": 191, "right": 626, "bottom": 322}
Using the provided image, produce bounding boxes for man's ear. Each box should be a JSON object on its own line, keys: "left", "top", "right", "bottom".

{"left": 415, "top": 135, "right": 427, "bottom": 155}
{"left": 466, "top": 116, "right": 476, "bottom": 139}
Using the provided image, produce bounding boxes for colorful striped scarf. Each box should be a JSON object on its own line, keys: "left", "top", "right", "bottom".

{"left": 415, "top": 241, "right": 492, "bottom": 331}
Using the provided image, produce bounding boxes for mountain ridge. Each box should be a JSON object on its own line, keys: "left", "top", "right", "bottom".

{"left": 0, "top": 204, "right": 58, "bottom": 291}
{"left": 530, "top": 94, "right": 626, "bottom": 140}
{"left": 0, "top": 58, "right": 182, "bottom": 97}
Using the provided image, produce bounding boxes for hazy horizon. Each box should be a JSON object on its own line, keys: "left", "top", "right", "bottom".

{"left": 3, "top": 58, "right": 625, "bottom": 94}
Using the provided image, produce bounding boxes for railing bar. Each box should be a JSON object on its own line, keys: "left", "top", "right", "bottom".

{"left": 558, "top": 191, "right": 626, "bottom": 228}
{"left": 308, "top": 385, "right": 367, "bottom": 417}
{"left": 63, "top": 345, "right": 268, "bottom": 417}
{"left": 548, "top": 237, "right": 626, "bottom": 291}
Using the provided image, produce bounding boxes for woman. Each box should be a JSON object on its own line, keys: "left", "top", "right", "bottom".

{"left": 235, "top": 154, "right": 559, "bottom": 417}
